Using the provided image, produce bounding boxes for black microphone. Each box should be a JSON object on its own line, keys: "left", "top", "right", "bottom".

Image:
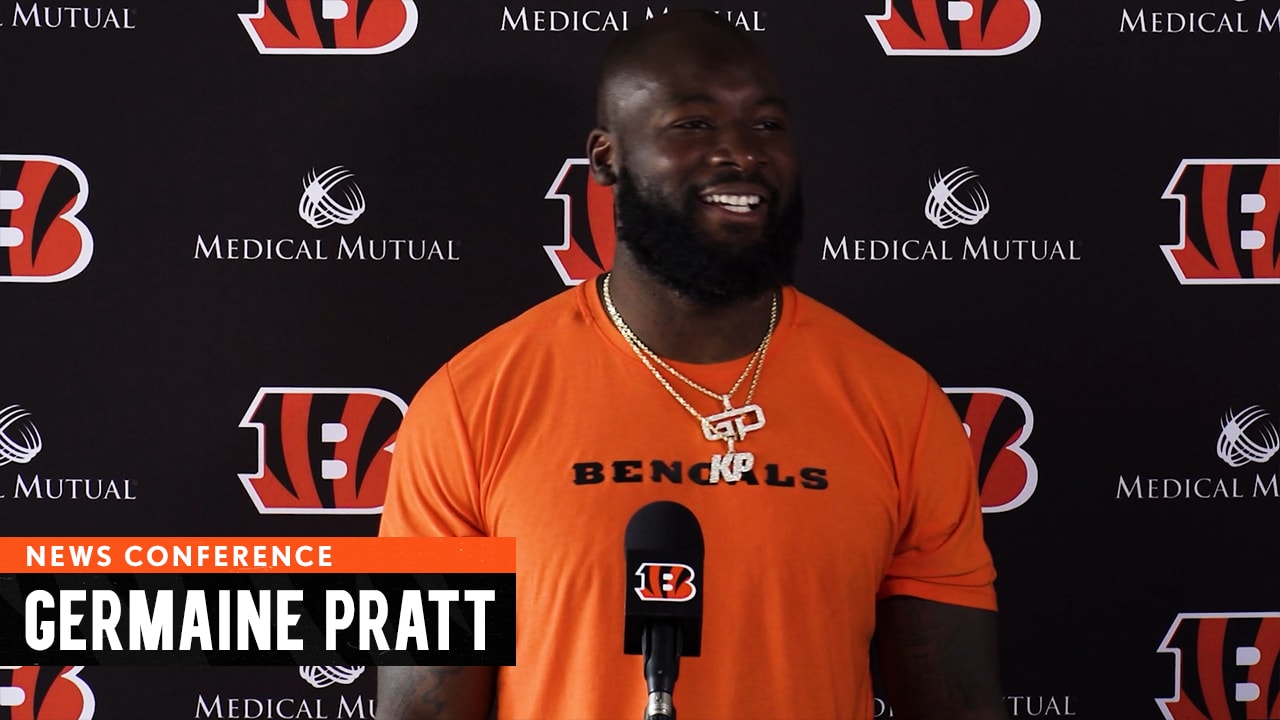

{"left": 624, "top": 501, "right": 704, "bottom": 720}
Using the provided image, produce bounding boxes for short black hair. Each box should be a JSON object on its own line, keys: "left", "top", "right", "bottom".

{"left": 595, "top": 10, "right": 759, "bottom": 128}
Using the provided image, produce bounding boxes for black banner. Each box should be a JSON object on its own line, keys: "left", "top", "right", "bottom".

{"left": 0, "top": 574, "right": 515, "bottom": 666}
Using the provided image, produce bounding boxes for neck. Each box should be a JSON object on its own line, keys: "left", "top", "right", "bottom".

{"left": 601, "top": 249, "right": 780, "bottom": 364}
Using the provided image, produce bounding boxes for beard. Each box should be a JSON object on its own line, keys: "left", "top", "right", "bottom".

{"left": 612, "top": 166, "right": 802, "bottom": 307}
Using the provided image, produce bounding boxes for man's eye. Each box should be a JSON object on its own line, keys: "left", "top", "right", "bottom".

{"left": 674, "top": 119, "right": 712, "bottom": 129}
{"left": 755, "top": 119, "right": 786, "bottom": 131}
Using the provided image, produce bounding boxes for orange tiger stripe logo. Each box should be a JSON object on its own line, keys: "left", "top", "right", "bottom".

{"left": 0, "top": 156, "right": 93, "bottom": 283}
{"left": 634, "top": 563, "right": 697, "bottom": 602}
{"left": 0, "top": 666, "right": 94, "bottom": 720}
{"left": 240, "top": 0, "right": 418, "bottom": 55}
{"left": 867, "top": 0, "right": 1041, "bottom": 56}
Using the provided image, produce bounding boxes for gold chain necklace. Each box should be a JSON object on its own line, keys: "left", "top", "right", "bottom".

{"left": 601, "top": 273, "right": 778, "bottom": 483}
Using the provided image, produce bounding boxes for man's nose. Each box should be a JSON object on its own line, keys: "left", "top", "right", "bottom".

{"left": 709, "top": 124, "right": 767, "bottom": 170}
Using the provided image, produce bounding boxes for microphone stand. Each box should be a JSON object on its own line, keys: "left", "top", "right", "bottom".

{"left": 642, "top": 621, "right": 681, "bottom": 720}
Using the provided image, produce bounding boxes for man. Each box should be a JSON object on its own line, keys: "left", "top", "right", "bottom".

{"left": 379, "top": 11, "right": 1007, "bottom": 720}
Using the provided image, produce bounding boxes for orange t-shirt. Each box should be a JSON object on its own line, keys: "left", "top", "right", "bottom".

{"left": 380, "top": 281, "right": 997, "bottom": 720}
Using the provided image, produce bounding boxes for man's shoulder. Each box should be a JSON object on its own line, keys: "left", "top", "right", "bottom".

{"left": 444, "top": 284, "right": 591, "bottom": 378}
{"left": 789, "top": 289, "right": 929, "bottom": 379}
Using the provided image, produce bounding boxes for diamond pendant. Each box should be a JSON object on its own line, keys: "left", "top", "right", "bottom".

{"left": 709, "top": 451, "right": 754, "bottom": 483}
{"left": 701, "top": 403, "right": 766, "bottom": 443}
{"left": 701, "top": 401, "right": 765, "bottom": 484}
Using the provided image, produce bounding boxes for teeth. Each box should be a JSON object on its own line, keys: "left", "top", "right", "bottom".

{"left": 703, "top": 193, "right": 761, "bottom": 208}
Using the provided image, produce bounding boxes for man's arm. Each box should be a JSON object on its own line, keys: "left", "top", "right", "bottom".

{"left": 875, "top": 596, "right": 1010, "bottom": 720}
{"left": 377, "top": 666, "right": 495, "bottom": 720}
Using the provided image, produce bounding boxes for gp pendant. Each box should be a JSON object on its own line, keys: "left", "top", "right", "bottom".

{"left": 701, "top": 404, "right": 766, "bottom": 484}
{"left": 701, "top": 404, "right": 766, "bottom": 443}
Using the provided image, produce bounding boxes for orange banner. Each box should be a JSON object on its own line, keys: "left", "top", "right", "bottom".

{"left": 0, "top": 537, "right": 514, "bottom": 573}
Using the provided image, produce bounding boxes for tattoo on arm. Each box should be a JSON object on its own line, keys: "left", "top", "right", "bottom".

{"left": 875, "top": 597, "right": 1009, "bottom": 720}
{"left": 378, "top": 666, "right": 495, "bottom": 720}
{"left": 414, "top": 667, "right": 461, "bottom": 716}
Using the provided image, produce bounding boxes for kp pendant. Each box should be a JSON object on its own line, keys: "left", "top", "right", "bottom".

{"left": 709, "top": 451, "right": 754, "bottom": 483}
{"left": 701, "top": 403, "right": 765, "bottom": 484}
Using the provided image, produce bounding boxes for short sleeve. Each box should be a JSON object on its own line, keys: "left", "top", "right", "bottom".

{"left": 378, "top": 365, "right": 486, "bottom": 538}
{"left": 877, "top": 379, "right": 998, "bottom": 610}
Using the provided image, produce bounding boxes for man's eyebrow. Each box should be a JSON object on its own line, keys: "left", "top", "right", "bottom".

{"left": 668, "top": 93, "right": 716, "bottom": 105}
{"left": 664, "top": 93, "right": 790, "bottom": 111}
{"left": 757, "top": 96, "right": 789, "bottom": 112}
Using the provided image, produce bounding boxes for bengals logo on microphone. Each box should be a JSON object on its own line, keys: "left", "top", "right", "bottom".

{"left": 1162, "top": 160, "right": 1280, "bottom": 285}
{"left": 944, "top": 387, "right": 1037, "bottom": 513}
{"left": 239, "top": 0, "right": 419, "bottom": 55}
{"left": 0, "top": 155, "right": 93, "bottom": 283}
{"left": 544, "top": 159, "right": 616, "bottom": 286}
{"left": 0, "top": 666, "right": 95, "bottom": 720}
{"left": 1158, "top": 613, "right": 1280, "bottom": 720}
{"left": 239, "top": 387, "right": 407, "bottom": 514}
{"left": 867, "top": 0, "right": 1041, "bottom": 56}
{"left": 634, "top": 563, "right": 697, "bottom": 602}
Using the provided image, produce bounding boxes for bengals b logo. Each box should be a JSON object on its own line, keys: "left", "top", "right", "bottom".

{"left": 544, "top": 159, "right": 616, "bottom": 286}
{"left": 240, "top": 0, "right": 418, "bottom": 55}
{"left": 239, "top": 387, "right": 407, "bottom": 514}
{"left": 867, "top": 0, "right": 1041, "bottom": 56}
{"left": 1158, "top": 613, "right": 1280, "bottom": 720}
{"left": 944, "top": 387, "right": 1037, "bottom": 513}
{"left": 0, "top": 155, "right": 93, "bottom": 283}
{"left": 1162, "top": 160, "right": 1280, "bottom": 285}
{"left": 634, "top": 563, "right": 697, "bottom": 602}
{"left": 0, "top": 666, "right": 95, "bottom": 720}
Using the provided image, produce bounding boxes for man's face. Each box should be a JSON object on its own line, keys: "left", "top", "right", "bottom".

{"left": 604, "top": 43, "right": 802, "bottom": 304}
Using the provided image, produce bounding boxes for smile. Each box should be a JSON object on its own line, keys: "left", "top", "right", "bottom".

{"left": 700, "top": 193, "right": 763, "bottom": 214}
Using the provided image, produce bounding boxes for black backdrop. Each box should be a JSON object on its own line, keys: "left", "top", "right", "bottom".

{"left": 3, "top": 1, "right": 1279, "bottom": 718}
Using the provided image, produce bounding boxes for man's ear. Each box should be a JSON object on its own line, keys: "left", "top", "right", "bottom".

{"left": 587, "top": 129, "right": 618, "bottom": 185}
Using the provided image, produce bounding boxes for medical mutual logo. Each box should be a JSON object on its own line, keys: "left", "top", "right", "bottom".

{"left": 925, "top": 167, "right": 990, "bottom": 229}
{"left": 822, "top": 165, "right": 1079, "bottom": 263}
{"left": 1216, "top": 407, "right": 1280, "bottom": 468}
{"left": 194, "top": 666, "right": 375, "bottom": 719}
{"left": 0, "top": 405, "right": 41, "bottom": 466}
{"left": 1120, "top": 6, "right": 1280, "bottom": 34}
{"left": 1117, "top": 404, "right": 1279, "bottom": 501}
{"left": 193, "top": 165, "right": 459, "bottom": 263}
{"left": 0, "top": 402, "right": 138, "bottom": 503}
{"left": 0, "top": 5, "right": 136, "bottom": 31}
{"left": 299, "top": 666, "right": 366, "bottom": 689}
{"left": 299, "top": 167, "right": 366, "bottom": 229}
{"left": 499, "top": 6, "right": 766, "bottom": 33}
